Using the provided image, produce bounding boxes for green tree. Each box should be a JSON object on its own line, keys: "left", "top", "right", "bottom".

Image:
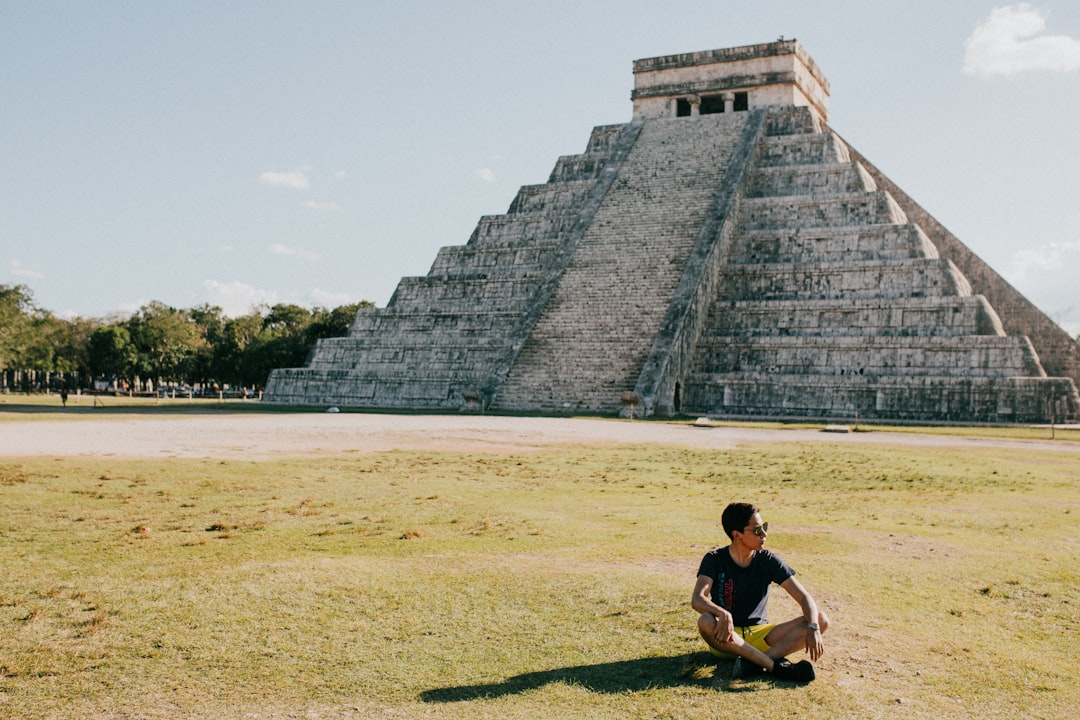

{"left": 240, "top": 304, "right": 316, "bottom": 388}
{"left": 1, "top": 289, "right": 373, "bottom": 392}
{"left": 263, "top": 303, "right": 313, "bottom": 336}
{"left": 218, "top": 312, "right": 264, "bottom": 387}
{"left": 16, "top": 311, "right": 56, "bottom": 373}
{"left": 0, "top": 284, "right": 35, "bottom": 371}
{"left": 188, "top": 304, "right": 225, "bottom": 387}
{"left": 308, "top": 302, "right": 370, "bottom": 341}
{"left": 23, "top": 312, "right": 96, "bottom": 381}
{"left": 239, "top": 302, "right": 370, "bottom": 388}
{"left": 52, "top": 316, "right": 98, "bottom": 381}
{"left": 88, "top": 324, "right": 138, "bottom": 382}
{"left": 126, "top": 302, "right": 199, "bottom": 384}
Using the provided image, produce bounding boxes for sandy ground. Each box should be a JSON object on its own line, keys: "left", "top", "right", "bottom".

{"left": 1, "top": 411, "right": 1078, "bottom": 459}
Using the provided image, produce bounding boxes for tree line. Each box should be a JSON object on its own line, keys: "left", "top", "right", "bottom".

{"left": 0, "top": 283, "right": 371, "bottom": 395}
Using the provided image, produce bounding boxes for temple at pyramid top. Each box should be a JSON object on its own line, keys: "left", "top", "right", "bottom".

{"left": 265, "top": 41, "right": 1080, "bottom": 423}
{"left": 631, "top": 40, "right": 830, "bottom": 123}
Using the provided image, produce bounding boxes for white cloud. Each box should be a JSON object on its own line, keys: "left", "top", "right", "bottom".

{"left": 258, "top": 167, "right": 311, "bottom": 189}
{"left": 116, "top": 299, "right": 149, "bottom": 316}
{"left": 196, "top": 281, "right": 369, "bottom": 317}
{"left": 200, "top": 279, "right": 279, "bottom": 317}
{"left": 474, "top": 167, "right": 496, "bottom": 183}
{"left": 307, "top": 288, "right": 368, "bottom": 308}
{"left": 9, "top": 259, "right": 46, "bottom": 280}
{"left": 268, "top": 243, "right": 321, "bottom": 262}
{"left": 1008, "top": 238, "right": 1080, "bottom": 281}
{"left": 963, "top": 4, "right": 1080, "bottom": 77}
{"left": 333, "top": 170, "right": 347, "bottom": 181}
{"left": 304, "top": 199, "right": 340, "bottom": 211}
{"left": 1007, "top": 238, "right": 1080, "bottom": 335}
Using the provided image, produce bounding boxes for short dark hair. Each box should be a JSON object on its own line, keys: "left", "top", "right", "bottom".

{"left": 722, "top": 502, "right": 758, "bottom": 539}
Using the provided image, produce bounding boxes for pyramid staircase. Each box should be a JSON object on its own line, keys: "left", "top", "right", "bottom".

{"left": 491, "top": 113, "right": 753, "bottom": 412}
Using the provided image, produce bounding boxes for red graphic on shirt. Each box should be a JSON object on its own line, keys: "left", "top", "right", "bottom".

{"left": 722, "top": 578, "right": 734, "bottom": 610}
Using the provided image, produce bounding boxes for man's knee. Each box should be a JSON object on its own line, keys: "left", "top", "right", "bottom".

{"left": 697, "top": 614, "right": 739, "bottom": 653}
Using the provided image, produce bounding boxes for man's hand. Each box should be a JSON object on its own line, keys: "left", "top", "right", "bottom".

{"left": 806, "top": 626, "right": 824, "bottom": 661}
{"left": 712, "top": 611, "right": 735, "bottom": 645}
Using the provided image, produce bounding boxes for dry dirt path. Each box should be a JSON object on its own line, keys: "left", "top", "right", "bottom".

{"left": 1, "top": 412, "right": 1077, "bottom": 459}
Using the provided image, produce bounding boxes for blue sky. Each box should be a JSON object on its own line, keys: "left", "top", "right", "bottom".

{"left": 3, "top": 1, "right": 1079, "bottom": 335}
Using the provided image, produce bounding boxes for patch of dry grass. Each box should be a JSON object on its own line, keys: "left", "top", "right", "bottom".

{"left": 0, "top": 440, "right": 1077, "bottom": 719}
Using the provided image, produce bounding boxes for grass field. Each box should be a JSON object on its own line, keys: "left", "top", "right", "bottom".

{"left": 1, "top": 417, "right": 1078, "bottom": 718}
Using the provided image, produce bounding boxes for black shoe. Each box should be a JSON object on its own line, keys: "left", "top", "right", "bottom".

{"left": 771, "top": 659, "right": 815, "bottom": 683}
{"left": 731, "top": 657, "right": 766, "bottom": 680}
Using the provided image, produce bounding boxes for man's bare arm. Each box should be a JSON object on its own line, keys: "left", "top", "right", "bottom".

{"left": 692, "top": 574, "right": 734, "bottom": 645}
{"left": 780, "top": 576, "right": 824, "bottom": 661}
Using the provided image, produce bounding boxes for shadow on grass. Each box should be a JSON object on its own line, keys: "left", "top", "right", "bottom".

{"left": 420, "top": 652, "right": 752, "bottom": 702}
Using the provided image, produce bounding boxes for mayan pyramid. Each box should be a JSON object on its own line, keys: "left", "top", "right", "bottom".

{"left": 265, "top": 40, "right": 1080, "bottom": 422}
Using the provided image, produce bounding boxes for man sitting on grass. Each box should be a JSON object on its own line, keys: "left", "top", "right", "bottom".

{"left": 692, "top": 502, "right": 829, "bottom": 682}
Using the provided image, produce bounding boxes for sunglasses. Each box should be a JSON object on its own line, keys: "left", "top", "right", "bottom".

{"left": 744, "top": 522, "right": 769, "bottom": 537}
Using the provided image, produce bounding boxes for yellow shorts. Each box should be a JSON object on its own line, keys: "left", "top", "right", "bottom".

{"left": 708, "top": 624, "right": 776, "bottom": 659}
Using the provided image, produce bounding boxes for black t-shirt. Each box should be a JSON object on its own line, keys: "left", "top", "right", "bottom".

{"left": 696, "top": 547, "right": 795, "bottom": 626}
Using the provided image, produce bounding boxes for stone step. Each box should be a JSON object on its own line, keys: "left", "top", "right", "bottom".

{"left": 583, "top": 123, "right": 629, "bottom": 153}
{"left": 746, "top": 161, "right": 876, "bottom": 197}
{"left": 464, "top": 213, "right": 584, "bottom": 247}
{"left": 763, "top": 107, "right": 822, "bottom": 136}
{"left": 388, "top": 273, "right": 545, "bottom": 309}
{"left": 690, "top": 335, "right": 1045, "bottom": 378}
{"left": 429, "top": 240, "right": 561, "bottom": 275}
{"left": 306, "top": 346, "right": 508, "bottom": 373}
{"left": 682, "top": 372, "right": 1074, "bottom": 423}
{"left": 756, "top": 132, "right": 850, "bottom": 167}
{"left": 726, "top": 224, "right": 938, "bottom": 264}
{"left": 738, "top": 190, "right": 908, "bottom": 230}
{"left": 507, "top": 180, "right": 598, "bottom": 214}
{"left": 714, "top": 258, "right": 971, "bottom": 301}
{"left": 347, "top": 309, "right": 523, "bottom": 335}
{"left": 547, "top": 152, "right": 611, "bottom": 183}
{"left": 264, "top": 367, "right": 496, "bottom": 409}
{"left": 701, "top": 295, "right": 1005, "bottom": 338}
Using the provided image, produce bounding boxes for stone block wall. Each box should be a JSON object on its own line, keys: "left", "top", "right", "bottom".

{"left": 264, "top": 122, "right": 639, "bottom": 407}
{"left": 845, "top": 141, "right": 1080, "bottom": 386}
{"left": 692, "top": 335, "right": 1044, "bottom": 378}
{"left": 739, "top": 191, "right": 907, "bottom": 231}
{"left": 689, "top": 374, "right": 1074, "bottom": 423}
{"left": 728, "top": 225, "right": 939, "bottom": 265}
{"left": 680, "top": 107, "right": 1080, "bottom": 421}
{"left": 701, "top": 297, "right": 1004, "bottom": 338}
{"left": 714, "top": 259, "right": 972, "bottom": 301}
{"left": 746, "top": 162, "right": 876, "bottom": 197}
{"left": 755, "top": 133, "right": 846, "bottom": 167}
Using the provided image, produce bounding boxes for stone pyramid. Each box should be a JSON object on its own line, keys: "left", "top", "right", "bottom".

{"left": 265, "top": 40, "right": 1080, "bottom": 422}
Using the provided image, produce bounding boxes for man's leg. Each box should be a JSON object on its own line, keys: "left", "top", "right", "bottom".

{"left": 762, "top": 611, "right": 831, "bottom": 661}
{"left": 698, "top": 615, "right": 815, "bottom": 682}
{"left": 697, "top": 614, "right": 777, "bottom": 671}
